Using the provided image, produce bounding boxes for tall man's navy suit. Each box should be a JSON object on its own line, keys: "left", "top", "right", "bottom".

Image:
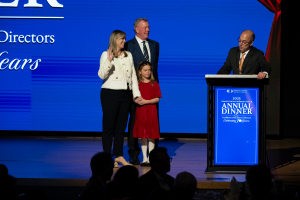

{"left": 125, "top": 37, "right": 160, "bottom": 81}
{"left": 217, "top": 46, "right": 271, "bottom": 75}
{"left": 125, "top": 37, "right": 160, "bottom": 163}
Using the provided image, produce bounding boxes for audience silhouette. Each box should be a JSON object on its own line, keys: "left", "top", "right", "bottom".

{"left": 136, "top": 147, "right": 175, "bottom": 200}
{"left": 2, "top": 148, "right": 294, "bottom": 200}
{"left": 224, "top": 164, "right": 282, "bottom": 200}
{"left": 0, "top": 167, "right": 17, "bottom": 200}
{"left": 148, "top": 188, "right": 172, "bottom": 200}
{"left": 113, "top": 165, "right": 139, "bottom": 200}
{"left": 79, "top": 152, "right": 114, "bottom": 200}
{"left": 103, "top": 180, "right": 131, "bottom": 200}
{"left": 246, "top": 164, "right": 276, "bottom": 200}
{"left": 171, "top": 171, "right": 197, "bottom": 200}
{"left": 0, "top": 164, "right": 9, "bottom": 175}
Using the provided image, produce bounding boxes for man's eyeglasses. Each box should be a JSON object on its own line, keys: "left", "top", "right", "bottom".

{"left": 237, "top": 38, "right": 250, "bottom": 45}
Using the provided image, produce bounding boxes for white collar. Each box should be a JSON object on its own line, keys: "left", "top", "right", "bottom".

{"left": 135, "top": 35, "right": 147, "bottom": 43}
{"left": 241, "top": 49, "right": 250, "bottom": 56}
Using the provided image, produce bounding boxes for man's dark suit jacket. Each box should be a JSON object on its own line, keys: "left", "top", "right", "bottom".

{"left": 217, "top": 46, "right": 271, "bottom": 75}
{"left": 136, "top": 169, "right": 174, "bottom": 200}
{"left": 125, "top": 37, "right": 160, "bottom": 82}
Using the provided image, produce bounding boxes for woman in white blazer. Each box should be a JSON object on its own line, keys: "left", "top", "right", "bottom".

{"left": 98, "top": 30, "right": 141, "bottom": 167}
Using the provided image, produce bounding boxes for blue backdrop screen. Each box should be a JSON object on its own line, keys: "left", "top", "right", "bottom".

{"left": 0, "top": 0, "right": 273, "bottom": 133}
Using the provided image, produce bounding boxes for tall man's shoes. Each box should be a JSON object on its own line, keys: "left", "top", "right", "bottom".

{"left": 129, "top": 157, "right": 140, "bottom": 165}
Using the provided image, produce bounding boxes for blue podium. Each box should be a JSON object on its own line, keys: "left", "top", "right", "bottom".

{"left": 205, "top": 75, "right": 268, "bottom": 173}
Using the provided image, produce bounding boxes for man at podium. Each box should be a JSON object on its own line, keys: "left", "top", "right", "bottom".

{"left": 217, "top": 30, "right": 271, "bottom": 80}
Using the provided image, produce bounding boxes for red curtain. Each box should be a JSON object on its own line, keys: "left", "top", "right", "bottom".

{"left": 258, "top": 0, "right": 281, "bottom": 135}
{"left": 258, "top": 0, "right": 281, "bottom": 62}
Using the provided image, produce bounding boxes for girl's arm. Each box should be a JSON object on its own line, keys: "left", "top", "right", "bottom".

{"left": 137, "top": 97, "right": 159, "bottom": 106}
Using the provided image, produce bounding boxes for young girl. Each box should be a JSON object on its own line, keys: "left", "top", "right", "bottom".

{"left": 133, "top": 61, "right": 162, "bottom": 166}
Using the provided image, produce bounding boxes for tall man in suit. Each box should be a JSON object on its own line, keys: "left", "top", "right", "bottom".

{"left": 217, "top": 30, "right": 271, "bottom": 79}
{"left": 125, "top": 18, "right": 160, "bottom": 165}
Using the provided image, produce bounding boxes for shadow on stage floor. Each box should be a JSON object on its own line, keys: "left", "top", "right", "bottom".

{"left": 0, "top": 136, "right": 300, "bottom": 200}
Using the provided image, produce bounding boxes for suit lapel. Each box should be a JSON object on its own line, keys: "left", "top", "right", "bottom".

{"left": 148, "top": 39, "right": 154, "bottom": 63}
{"left": 133, "top": 37, "right": 145, "bottom": 60}
{"left": 242, "top": 47, "right": 253, "bottom": 73}
{"left": 236, "top": 49, "right": 240, "bottom": 71}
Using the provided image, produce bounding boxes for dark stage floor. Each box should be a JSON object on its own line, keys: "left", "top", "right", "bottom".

{"left": 1, "top": 136, "right": 300, "bottom": 185}
{"left": 0, "top": 136, "right": 300, "bottom": 199}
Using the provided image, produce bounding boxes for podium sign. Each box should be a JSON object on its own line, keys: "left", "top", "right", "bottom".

{"left": 214, "top": 87, "right": 259, "bottom": 165}
{"left": 205, "top": 75, "right": 268, "bottom": 173}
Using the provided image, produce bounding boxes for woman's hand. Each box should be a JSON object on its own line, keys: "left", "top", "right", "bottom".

{"left": 137, "top": 98, "right": 148, "bottom": 106}
{"left": 134, "top": 97, "right": 142, "bottom": 103}
{"left": 135, "top": 97, "right": 147, "bottom": 105}
{"left": 107, "top": 47, "right": 114, "bottom": 62}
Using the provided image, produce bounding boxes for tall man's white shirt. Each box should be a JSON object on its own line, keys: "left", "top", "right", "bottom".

{"left": 135, "top": 36, "right": 151, "bottom": 63}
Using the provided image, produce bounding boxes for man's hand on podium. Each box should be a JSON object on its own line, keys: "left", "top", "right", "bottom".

{"left": 256, "top": 72, "right": 267, "bottom": 80}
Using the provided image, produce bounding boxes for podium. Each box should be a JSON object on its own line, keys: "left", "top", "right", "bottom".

{"left": 205, "top": 75, "right": 269, "bottom": 173}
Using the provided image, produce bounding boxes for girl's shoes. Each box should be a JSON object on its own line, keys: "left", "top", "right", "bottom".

{"left": 140, "top": 161, "right": 150, "bottom": 167}
{"left": 115, "top": 156, "right": 132, "bottom": 166}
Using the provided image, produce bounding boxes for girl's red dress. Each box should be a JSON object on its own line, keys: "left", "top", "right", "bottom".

{"left": 133, "top": 81, "right": 162, "bottom": 139}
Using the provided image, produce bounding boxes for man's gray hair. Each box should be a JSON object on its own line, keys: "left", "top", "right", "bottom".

{"left": 134, "top": 18, "right": 148, "bottom": 34}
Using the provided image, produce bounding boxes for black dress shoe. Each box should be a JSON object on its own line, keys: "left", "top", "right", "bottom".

{"left": 140, "top": 162, "right": 150, "bottom": 167}
{"left": 129, "top": 158, "right": 140, "bottom": 165}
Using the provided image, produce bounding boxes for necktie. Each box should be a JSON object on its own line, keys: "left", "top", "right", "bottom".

{"left": 239, "top": 52, "right": 246, "bottom": 74}
{"left": 142, "top": 41, "right": 149, "bottom": 61}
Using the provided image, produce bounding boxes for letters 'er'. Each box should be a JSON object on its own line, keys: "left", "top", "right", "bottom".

{"left": 0, "top": 0, "right": 63, "bottom": 8}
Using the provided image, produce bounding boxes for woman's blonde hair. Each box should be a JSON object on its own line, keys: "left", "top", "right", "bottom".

{"left": 138, "top": 61, "right": 155, "bottom": 86}
{"left": 108, "top": 30, "right": 127, "bottom": 58}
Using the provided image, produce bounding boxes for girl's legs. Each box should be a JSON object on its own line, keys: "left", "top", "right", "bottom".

{"left": 141, "top": 138, "right": 148, "bottom": 163}
{"left": 148, "top": 139, "right": 155, "bottom": 162}
{"left": 141, "top": 138, "right": 155, "bottom": 163}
